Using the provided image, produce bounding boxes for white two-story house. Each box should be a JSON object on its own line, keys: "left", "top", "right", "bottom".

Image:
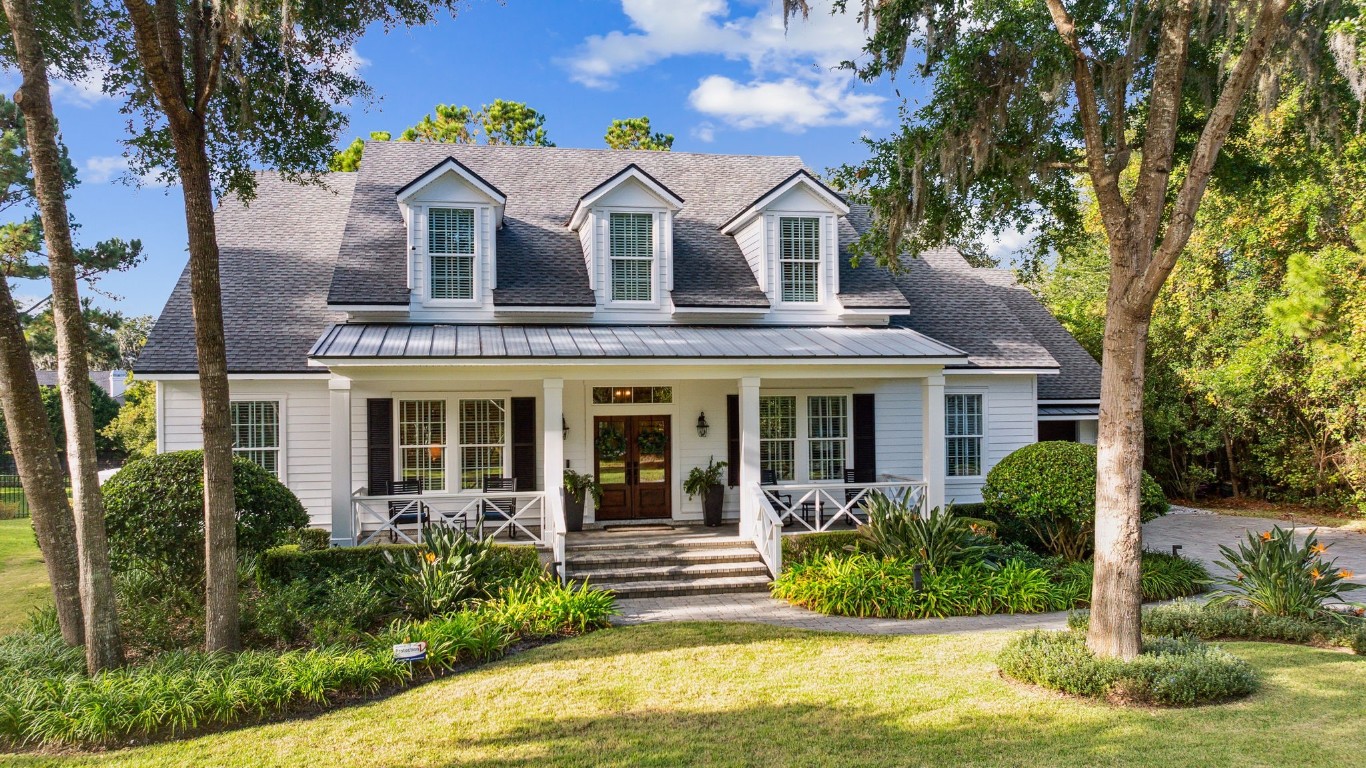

{"left": 136, "top": 142, "right": 1100, "bottom": 586}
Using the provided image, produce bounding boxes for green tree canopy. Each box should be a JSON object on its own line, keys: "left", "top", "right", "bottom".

{"left": 605, "top": 116, "right": 673, "bottom": 151}
{"left": 333, "top": 100, "right": 554, "bottom": 170}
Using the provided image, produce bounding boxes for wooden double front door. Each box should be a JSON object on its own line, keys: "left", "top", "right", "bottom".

{"left": 594, "top": 415, "right": 672, "bottom": 520}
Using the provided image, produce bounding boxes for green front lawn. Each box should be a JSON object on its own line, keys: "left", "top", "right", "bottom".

{"left": 8, "top": 622, "right": 1364, "bottom": 767}
{"left": 0, "top": 519, "right": 49, "bottom": 634}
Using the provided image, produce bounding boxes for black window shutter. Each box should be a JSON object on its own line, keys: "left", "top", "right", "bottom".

{"left": 852, "top": 393, "right": 876, "bottom": 483}
{"left": 726, "top": 394, "right": 739, "bottom": 486}
{"left": 511, "top": 397, "right": 537, "bottom": 490}
{"left": 367, "top": 398, "right": 394, "bottom": 493}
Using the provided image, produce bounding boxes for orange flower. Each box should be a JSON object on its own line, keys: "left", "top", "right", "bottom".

{"left": 425, "top": 552, "right": 436, "bottom": 563}
{"left": 1309, "top": 567, "right": 1322, "bottom": 581}
{"left": 1341, "top": 570, "right": 1356, "bottom": 579}
{"left": 1236, "top": 573, "right": 1245, "bottom": 582}
{"left": 1311, "top": 542, "right": 1327, "bottom": 555}
{"left": 1260, "top": 531, "right": 1273, "bottom": 542}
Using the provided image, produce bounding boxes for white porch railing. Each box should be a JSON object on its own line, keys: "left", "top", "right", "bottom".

{"left": 352, "top": 489, "right": 549, "bottom": 547}
{"left": 745, "top": 476, "right": 928, "bottom": 579}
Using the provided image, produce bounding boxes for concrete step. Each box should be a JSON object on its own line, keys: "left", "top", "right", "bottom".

{"left": 596, "top": 574, "right": 773, "bottom": 599}
{"left": 566, "top": 535, "right": 750, "bottom": 553}
{"left": 569, "top": 560, "right": 770, "bottom": 584}
{"left": 567, "top": 546, "right": 763, "bottom": 568}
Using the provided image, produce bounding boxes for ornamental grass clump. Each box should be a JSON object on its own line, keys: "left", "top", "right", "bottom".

{"left": 1208, "top": 526, "right": 1363, "bottom": 619}
{"left": 857, "top": 494, "right": 996, "bottom": 571}
{"left": 997, "top": 630, "right": 1258, "bottom": 706}
{"left": 1068, "top": 600, "right": 1366, "bottom": 654}
{"left": 1052, "top": 551, "right": 1210, "bottom": 606}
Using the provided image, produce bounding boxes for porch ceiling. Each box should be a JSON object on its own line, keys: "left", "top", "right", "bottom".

{"left": 309, "top": 323, "right": 969, "bottom": 362}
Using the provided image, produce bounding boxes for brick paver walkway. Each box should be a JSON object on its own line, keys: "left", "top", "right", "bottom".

{"left": 613, "top": 508, "right": 1366, "bottom": 633}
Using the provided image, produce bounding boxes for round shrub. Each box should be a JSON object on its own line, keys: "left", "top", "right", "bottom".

{"left": 103, "top": 450, "right": 307, "bottom": 583}
{"left": 997, "top": 630, "right": 1258, "bottom": 706}
{"left": 982, "top": 441, "right": 1168, "bottom": 560}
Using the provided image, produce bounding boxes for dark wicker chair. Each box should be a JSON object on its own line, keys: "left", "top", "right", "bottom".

{"left": 384, "top": 479, "right": 427, "bottom": 543}
{"left": 480, "top": 476, "right": 519, "bottom": 539}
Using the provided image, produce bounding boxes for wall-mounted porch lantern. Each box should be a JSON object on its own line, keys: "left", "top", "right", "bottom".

{"left": 696, "top": 411, "right": 709, "bottom": 438}
{"left": 562, "top": 416, "right": 570, "bottom": 439}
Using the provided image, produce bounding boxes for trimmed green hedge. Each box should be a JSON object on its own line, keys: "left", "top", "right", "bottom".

{"left": 998, "top": 630, "right": 1259, "bottom": 706}
{"left": 1068, "top": 600, "right": 1366, "bottom": 654}
{"left": 260, "top": 541, "right": 542, "bottom": 587}
{"left": 781, "top": 531, "right": 865, "bottom": 567}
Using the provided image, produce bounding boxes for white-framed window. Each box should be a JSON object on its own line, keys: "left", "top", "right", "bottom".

{"left": 778, "top": 216, "right": 821, "bottom": 303}
{"left": 759, "top": 395, "right": 797, "bottom": 481}
{"left": 427, "top": 207, "right": 476, "bottom": 301}
{"left": 946, "top": 393, "right": 984, "bottom": 477}
{"left": 609, "top": 211, "right": 654, "bottom": 302}
{"left": 230, "top": 400, "right": 281, "bottom": 477}
{"left": 807, "top": 395, "right": 847, "bottom": 480}
{"left": 398, "top": 399, "right": 447, "bottom": 491}
{"left": 458, "top": 398, "right": 506, "bottom": 490}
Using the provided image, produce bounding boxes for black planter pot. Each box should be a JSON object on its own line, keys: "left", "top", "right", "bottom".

{"left": 565, "top": 495, "right": 585, "bottom": 532}
{"left": 702, "top": 484, "right": 725, "bottom": 527}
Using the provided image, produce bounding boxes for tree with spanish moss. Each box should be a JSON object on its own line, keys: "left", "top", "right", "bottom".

{"left": 788, "top": 0, "right": 1365, "bottom": 658}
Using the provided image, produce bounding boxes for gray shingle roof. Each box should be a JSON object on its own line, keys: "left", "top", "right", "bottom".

{"left": 327, "top": 142, "right": 908, "bottom": 310}
{"left": 310, "top": 323, "right": 967, "bottom": 361}
{"left": 135, "top": 173, "right": 356, "bottom": 374}
{"left": 977, "top": 269, "right": 1102, "bottom": 400}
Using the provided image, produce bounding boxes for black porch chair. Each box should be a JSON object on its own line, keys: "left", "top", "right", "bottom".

{"left": 843, "top": 469, "right": 866, "bottom": 527}
{"left": 763, "top": 469, "right": 813, "bottom": 527}
{"left": 480, "top": 476, "right": 519, "bottom": 539}
{"left": 383, "top": 479, "right": 428, "bottom": 543}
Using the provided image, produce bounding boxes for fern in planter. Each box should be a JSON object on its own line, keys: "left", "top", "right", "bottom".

{"left": 684, "top": 457, "right": 727, "bottom": 498}
{"left": 563, "top": 469, "right": 603, "bottom": 506}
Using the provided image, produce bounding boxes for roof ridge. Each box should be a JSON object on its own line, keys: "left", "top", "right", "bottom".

{"left": 359, "top": 140, "right": 804, "bottom": 162}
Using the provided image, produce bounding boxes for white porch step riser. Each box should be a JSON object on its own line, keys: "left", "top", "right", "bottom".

{"left": 567, "top": 548, "right": 762, "bottom": 567}
{"left": 565, "top": 537, "right": 750, "bottom": 553}
{"left": 570, "top": 563, "right": 769, "bottom": 584}
{"left": 599, "top": 576, "right": 773, "bottom": 599}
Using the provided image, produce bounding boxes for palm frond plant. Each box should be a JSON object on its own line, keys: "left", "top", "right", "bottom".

{"left": 1209, "top": 526, "right": 1363, "bottom": 620}
{"left": 383, "top": 526, "right": 499, "bottom": 619}
{"left": 857, "top": 493, "right": 995, "bottom": 573}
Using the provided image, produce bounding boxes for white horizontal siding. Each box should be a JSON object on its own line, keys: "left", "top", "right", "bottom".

{"left": 944, "top": 374, "right": 1037, "bottom": 504}
{"left": 159, "top": 379, "right": 333, "bottom": 527}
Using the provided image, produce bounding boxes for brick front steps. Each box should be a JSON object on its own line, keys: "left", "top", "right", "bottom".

{"left": 565, "top": 531, "right": 771, "bottom": 599}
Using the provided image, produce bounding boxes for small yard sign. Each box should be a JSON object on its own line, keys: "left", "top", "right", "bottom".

{"left": 393, "top": 641, "right": 427, "bottom": 663}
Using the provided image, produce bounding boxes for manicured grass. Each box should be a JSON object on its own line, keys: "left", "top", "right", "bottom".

{"left": 0, "top": 519, "right": 49, "bottom": 634}
{"left": 7, "top": 622, "right": 1364, "bottom": 767}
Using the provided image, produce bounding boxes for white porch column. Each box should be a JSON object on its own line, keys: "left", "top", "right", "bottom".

{"left": 542, "top": 378, "right": 565, "bottom": 530}
{"left": 921, "top": 374, "right": 946, "bottom": 512}
{"left": 328, "top": 376, "right": 354, "bottom": 546}
{"left": 737, "top": 376, "right": 761, "bottom": 535}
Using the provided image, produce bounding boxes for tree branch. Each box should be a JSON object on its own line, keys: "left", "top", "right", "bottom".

{"left": 1044, "top": 0, "right": 1129, "bottom": 249}
{"left": 1140, "top": 0, "right": 1293, "bottom": 306}
{"left": 121, "top": 0, "right": 189, "bottom": 128}
{"left": 1130, "top": 0, "right": 1194, "bottom": 254}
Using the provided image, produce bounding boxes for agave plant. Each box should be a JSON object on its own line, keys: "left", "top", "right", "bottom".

{"left": 383, "top": 527, "right": 498, "bottom": 619}
{"left": 857, "top": 493, "right": 995, "bottom": 573}
{"left": 1209, "top": 526, "right": 1362, "bottom": 619}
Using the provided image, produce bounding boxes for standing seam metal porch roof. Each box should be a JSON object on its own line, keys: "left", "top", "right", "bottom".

{"left": 309, "top": 324, "right": 969, "bottom": 361}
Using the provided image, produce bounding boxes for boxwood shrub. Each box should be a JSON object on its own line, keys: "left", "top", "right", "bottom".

{"left": 103, "top": 450, "right": 307, "bottom": 583}
{"left": 997, "top": 630, "right": 1259, "bottom": 706}
{"left": 1068, "top": 600, "right": 1366, "bottom": 654}
{"left": 781, "top": 530, "right": 865, "bottom": 567}
{"left": 982, "top": 441, "right": 1168, "bottom": 560}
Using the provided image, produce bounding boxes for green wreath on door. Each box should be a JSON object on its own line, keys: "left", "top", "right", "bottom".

{"left": 595, "top": 426, "right": 628, "bottom": 461}
{"left": 636, "top": 427, "right": 668, "bottom": 456}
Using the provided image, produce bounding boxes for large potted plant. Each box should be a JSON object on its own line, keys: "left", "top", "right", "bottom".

{"left": 685, "top": 457, "right": 728, "bottom": 527}
{"left": 562, "top": 469, "right": 602, "bottom": 532}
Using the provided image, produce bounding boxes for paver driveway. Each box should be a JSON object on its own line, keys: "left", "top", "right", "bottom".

{"left": 613, "top": 508, "right": 1366, "bottom": 632}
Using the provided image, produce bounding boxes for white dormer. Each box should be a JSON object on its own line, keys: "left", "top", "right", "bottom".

{"left": 570, "top": 165, "right": 684, "bottom": 312}
{"left": 395, "top": 157, "right": 507, "bottom": 309}
{"left": 721, "top": 170, "right": 850, "bottom": 312}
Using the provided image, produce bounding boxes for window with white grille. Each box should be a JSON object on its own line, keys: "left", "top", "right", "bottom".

{"left": 807, "top": 395, "right": 847, "bottom": 481}
{"left": 946, "top": 394, "right": 984, "bottom": 477}
{"left": 760, "top": 396, "right": 796, "bottom": 481}
{"left": 609, "top": 212, "right": 654, "bottom": 302}
{"left": 428, "top": 207, "right": 475, "bottom": 300}
{"left": 230, "top": 401, "right": 280, "bottom": 477}
{"left": 459, "top": 398, "right": 506, "bottom": 490}
{"left": 399, "top": 400, "right": 447, "bottom": 491}
{"left": 779, "top": 216, "right": 821, "bottom": 303}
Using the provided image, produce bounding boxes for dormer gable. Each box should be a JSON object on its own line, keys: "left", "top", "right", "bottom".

{"left": 570, "top": 165, "right": 685, "bottom": 311}
{"left": 720, "top": 170, "right": 849, "bottom": 312}
{"left": 396, "top": 157, "right": 507, "bottom": 308}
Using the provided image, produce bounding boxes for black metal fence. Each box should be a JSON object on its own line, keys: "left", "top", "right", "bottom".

{"left": 0, "top": 474, "right": 28, "bottom": 519}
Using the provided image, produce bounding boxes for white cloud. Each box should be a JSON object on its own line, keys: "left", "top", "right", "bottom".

{"left": 83, "top": 155, "right": 172, "bottom": 188}
{"left": 565, "top": 0, "right": 884, "bottom": 131}
{"left": 691, "top": 122, "right": 717, "bottom": 143}
{"left": 336, "top": 45, "right": 369, "bottom": 78}
{"left": 984, "top": 224, "right": 1038, "bottom": 264}
{"left": 689, "top": 74, "right": 882, "bottom": 130}
{"left": 49, "top": 64, "right": 113, "bottom": 108}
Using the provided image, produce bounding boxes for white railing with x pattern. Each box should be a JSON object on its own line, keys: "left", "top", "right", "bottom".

{"left": 352, "top": 489, "right": 549, "bottom": 547}
{"left": 751, "top": 485, "right": 786, "bottom": 577}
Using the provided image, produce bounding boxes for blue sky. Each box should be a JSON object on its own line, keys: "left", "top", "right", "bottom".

{"left": 5, "top": 0, "right": 935, "bottom": 319}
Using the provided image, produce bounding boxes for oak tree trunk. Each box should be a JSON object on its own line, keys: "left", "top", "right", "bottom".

{"left": 174, "top": 129, "right": 239, "bottom": 654}
{"left": 3, "top": 0, "right": 123, "bottom": 671}
{"left": 0, "top": 278, "right": 84, "bottom": 645}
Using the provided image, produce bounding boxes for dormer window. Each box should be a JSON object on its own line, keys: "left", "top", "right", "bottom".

{"left": 609, "top": 212, "right": 654, "bottom": 302}
{"left": 428, "top": 207, "right": 476, "bottom": 300}
{"left": 779, "top": 216, "right": 821, "bottom": 303}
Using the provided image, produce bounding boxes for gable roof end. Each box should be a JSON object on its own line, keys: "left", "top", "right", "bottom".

{"left": 719, "top": 169, "right": 850, "bottom": 235}
{"left": 394, "top": 155, "right": 508, "bottom": 206}
{"left": 568, "top": 163, "right": 686, "bottom": 230}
